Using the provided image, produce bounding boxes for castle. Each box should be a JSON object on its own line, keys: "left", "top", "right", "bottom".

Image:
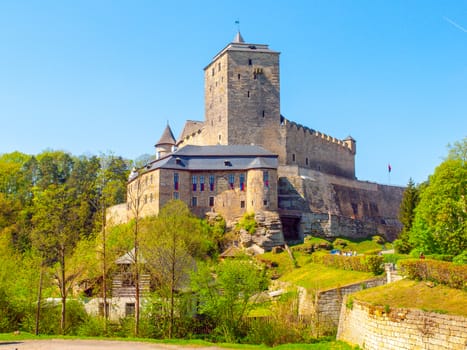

{"left": 109, "top": 33, "right": 404, "bottom": 252}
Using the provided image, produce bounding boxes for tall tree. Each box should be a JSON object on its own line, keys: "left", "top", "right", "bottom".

{"left": 409, "top": 155, "right": 467, "bottom": 257}
{"left": 126, "top": 172, "right": 146, "bottom": 336}
{"left": 191, "top": 257, "right": 268, "bottom": 342}
{"left": 394, "top": 178, "right": 420, "bottom": 253}
{"left": 141, "top": 200, "right": 209, "bottom": 338}
{"left": 31, "top": 184, "right": 83, "bottom": 334}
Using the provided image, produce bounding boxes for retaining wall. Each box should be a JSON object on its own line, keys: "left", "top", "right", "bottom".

{"left": 337, "top": 298, "right": 467, "bottom": 350}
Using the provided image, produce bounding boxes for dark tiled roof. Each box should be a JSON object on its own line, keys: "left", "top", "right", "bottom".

{"left": 155, "top": 124, "right": 176, "bottom": 146}
{"left": 145, "top": 145, "right": 277, "bottom": 172}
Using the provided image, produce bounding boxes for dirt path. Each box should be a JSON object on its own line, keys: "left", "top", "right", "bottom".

{"left": 0, "top": 339, "right": 228, "bottom": 350}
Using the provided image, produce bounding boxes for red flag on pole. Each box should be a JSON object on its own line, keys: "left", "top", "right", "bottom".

{"left": 388, "top": 164, "right": 392, "bottom": 173}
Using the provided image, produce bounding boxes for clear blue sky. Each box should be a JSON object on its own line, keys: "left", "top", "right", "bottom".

{"left": 1, "top": 1, "right": 466, "bottom": 187}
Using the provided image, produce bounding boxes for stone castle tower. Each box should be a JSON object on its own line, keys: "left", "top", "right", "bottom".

{"left": 202, "top": 32, "right": 283, "bottom": 159}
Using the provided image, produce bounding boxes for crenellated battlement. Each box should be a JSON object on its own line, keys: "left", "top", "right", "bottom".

{"left": 281, "top": 117, "right": 354, "bottom": 153}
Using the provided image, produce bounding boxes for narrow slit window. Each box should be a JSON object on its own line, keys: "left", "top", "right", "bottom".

{"left": 200, "top": 176, "right": 205, "bottom": 192}
{"left": 209, "top": 175, "right": 215, "bottom": 191}
{"left": 192, "top": 175, "right": 197, "bottom": 191}
{"left": 229, "top": 174, "right": 235, "bottom": 189}
{"left": 174, "top": 173, "right": 179, "bottom": 191}
{"left": 263, "top": 171, "right": 269, "bottom": 188}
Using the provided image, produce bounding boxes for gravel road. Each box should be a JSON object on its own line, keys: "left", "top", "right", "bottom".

{"left": 0, "top": 339, "right": 228, "bottom": 350}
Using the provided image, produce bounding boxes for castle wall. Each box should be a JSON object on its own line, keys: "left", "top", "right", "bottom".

{"left": 337, "top": 298, "right": 467, "bottom": 350}
{"left": 122, "top": 166, "right": 278, "bottom": 227}
{"left": 281, "top": 119, "right": 355, "bottom": 178}
{"left": 278, "top": 166, "right": 404, "bottom": 241}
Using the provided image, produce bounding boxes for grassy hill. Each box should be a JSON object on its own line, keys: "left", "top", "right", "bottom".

{"left": 350, "top": 279, "right": 467, "bottom": 317}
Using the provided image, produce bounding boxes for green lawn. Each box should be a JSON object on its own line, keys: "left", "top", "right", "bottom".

{"left": 260, "top": 245, "right": 377, "bottom": 292}
{"left": 279, "top": 260, "right": 374, "bottom": 292}
{"left": 351, "top": 279, "right": 467, "bottom": 317}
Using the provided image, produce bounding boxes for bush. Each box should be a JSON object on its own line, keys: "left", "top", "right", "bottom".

{"left": 453, "top": 251, "right": 467, "bottom": 265}
{"left": 398, "top": 259, "right": 467, "bottom": 290}
{"left": 236, "top": 212, "right": 257, "bottom": 234}
{"left": 312, "top": 254, "right": 384, "bottom": 275}
{"left": 383, "top": 253, "right": 409, "bottom": 265}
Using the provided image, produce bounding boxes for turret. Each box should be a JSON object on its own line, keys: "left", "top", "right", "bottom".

{"left": 155, "top": 124, "right": 176, "bottom": 159}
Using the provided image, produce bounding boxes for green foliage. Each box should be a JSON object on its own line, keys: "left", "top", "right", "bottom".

{"left": 191, "top": 257, "right": 268, "bottom": 343}
{"left": 408, "top": 158, "right": 467, "bottom": 256}
{"left": 453, "top": 251, "right": 467, "bottom": 265}
{"left": 394, "top": 178, "right": 420, "bottom": 253}
{"left": 398, "top": 259, "right": 467, "bottom": 290}
{"left": 141, "top": 200, "right": 213, "bottom": 338}
{"left": 236, "top": 212, "right": 257, "bottom": 234}
{"left": 312, "top": 254, "right": 384, "bottom": 275}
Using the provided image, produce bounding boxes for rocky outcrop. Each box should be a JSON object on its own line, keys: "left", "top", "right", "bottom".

{"left": 239, "top": 210, "right": 285, "bottom": 253}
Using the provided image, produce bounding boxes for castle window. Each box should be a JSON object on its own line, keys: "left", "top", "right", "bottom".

{"left": 263, "top": 171, "right": 269, "bottom": 188}
{"left": 212, "top": 68, "right": 214, "bottom": 76}
{"left": 174, "top": 173, "right": 179, "bottom": 191}
{"left": 229, "top": 174, "right": 235, "bottom": 189}
{"left": 253, "top": 73, "right": 257, "bottom": 80}
{"left": 209, "top": 196, "right": 214, "bottom": 207}
{"left": 240, "top": 173, "right": 245, "bottom": 191}
{"left": 292, "top": 153, "right": 296, "bottom": 162}
{"left": 238, "top": 73, "right": 241, "bottom": 80}
{"left": 150, "top": 174, "right": 153, "bottom": 184}
{"left": 192, "top": 197, "right": 197, "bottom": 207}
{"left": 144, "top": 194, "right": 147, "bottom": 204}
{"left": 173, "top": 192, "right": 179, "bottom": 200}
{"left": 306, "top": 157, "right": 309, "bottom": 166}
{"left": 262, "top": 110, "right": 265, "bottom": 118}
{"left": 247, "top": 91, "right": 250, "bottom": 98}
{"left": 150, "top": 193, "right": 153, "bottom": 202}
{"left": 192, "top": 175, "right": 197, "bottom": 191}
{"left": 263, "top": 200, "right": 268, "bottom": 207}
{"left": 218, "top": 62, "right": 221, "bottom": 71}
{"left": 240, "top": 200, "right": 245, "bottom": 208}
{"left": 248, "top": 58, "right": 252, "bottom": 65}
{"left": 200, "top": 176, "right": 205, "bottom": 191}
{"left": 209, "top": 175, "right": 215, "bottom": 191}
{"left": 218, "top": 134, "right": 222, "bottom": 141}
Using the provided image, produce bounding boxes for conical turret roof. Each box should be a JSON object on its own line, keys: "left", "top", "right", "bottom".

{"left": 155, "top": 123, "right": 176, "bottom": 147}
{"left": 233, "top": 31, "right": 244, "bottom": 43}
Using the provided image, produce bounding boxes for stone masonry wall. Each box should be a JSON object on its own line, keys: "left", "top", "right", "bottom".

{"left": 337, "top": 298, "right": 467, "bottom": 350}
{"left": 297, "top": 278, "right": 386, "bottom": 328}
{"left": 278, "top": 166, "right": 404, "bottom": 241}
{"left": 281, "top": 119, "right": 355, "bottom": 179}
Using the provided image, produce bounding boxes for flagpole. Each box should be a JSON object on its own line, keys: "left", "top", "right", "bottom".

{"left": 388, "top": 163, "right": 391, "bottom": 185}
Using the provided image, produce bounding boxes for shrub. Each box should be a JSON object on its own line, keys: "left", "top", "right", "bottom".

{"left": 399, "top": 259, "right": 467, "bottom": 290}
{"left": 236, "top": 212, "right": 257, "bottom": 234}
{"left": 312, "top": 254, "right": 384, "bottom": 275}
{"left": 453, "top": 251, "right": 467, "bottom": 265}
